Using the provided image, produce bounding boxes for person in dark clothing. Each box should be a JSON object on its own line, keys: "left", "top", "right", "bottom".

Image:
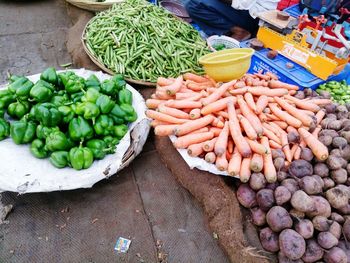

{"left": 185, "top": 0, "right": 279, "bottom": 39}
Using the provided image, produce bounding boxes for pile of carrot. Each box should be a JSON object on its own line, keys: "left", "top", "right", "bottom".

{"left": 146, "top": 72, "right": 331, "bottom": 183}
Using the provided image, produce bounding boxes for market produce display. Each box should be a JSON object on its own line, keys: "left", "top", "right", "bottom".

{"left": 83, "top": 0, "right": 209, "bottom": 83}
{"left": 317, "top": 80, "right": 350, "bottom": 104}
{"left": 146, "top": 72, "right": 330, "bottom": 183}
{"left": 236, "top": 91, "right": 350, "bottom": 262}
{"left": 0, "top": 67, "right": 137, "bottom": 170}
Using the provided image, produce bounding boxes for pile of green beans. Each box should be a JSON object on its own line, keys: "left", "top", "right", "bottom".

{"left": 84, "top": 0, "right": 210, "bottom": 83}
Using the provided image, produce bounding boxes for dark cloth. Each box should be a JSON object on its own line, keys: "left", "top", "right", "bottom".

{"left": 184, "top": 0, "right": 259, "bottom": 36}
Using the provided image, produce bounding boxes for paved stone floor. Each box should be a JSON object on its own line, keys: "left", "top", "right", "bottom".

{"left": 0, "top": 1, "right": 229, "bottom": 262}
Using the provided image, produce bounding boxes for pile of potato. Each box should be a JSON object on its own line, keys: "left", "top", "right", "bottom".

{"left": 236, "top": 88, "right": 350, "bottom": 263}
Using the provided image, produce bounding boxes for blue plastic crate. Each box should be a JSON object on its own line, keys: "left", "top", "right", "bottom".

{"left": 284, "top": 4, "right": 302, "bottom": 18}
{"left": 241, "top": 40, "right": 350, "bottom": 89}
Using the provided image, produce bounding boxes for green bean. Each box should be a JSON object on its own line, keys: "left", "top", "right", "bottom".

{"left": 84, "top": 0, "right": 208, "bottom": 82}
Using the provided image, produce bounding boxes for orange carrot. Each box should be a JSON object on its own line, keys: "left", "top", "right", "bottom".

{"left": 237, "top": 96, "right": 263, "bottom": 136}
{"left": 247, "top": 87, "right": 288, "bottom": 97}
{"left": 254, "top": 72, "right": 271, "bottom": 81}
{"left": 273, "top": 121, "right": 288, "bottom": 130}
{"left": 212, "top": 117, "right": 224, "bottom": 128}
{"left": 234, "top": 80, "right": 246, "bottom": 89}
{"left": 262, "top": 122, "right": 281, "bottom": 136}
{"left": 269, "top": 103, "right": 302, "bottom": 128}
{"left": 258, "top": 112, "right": 268, "bottom": 122}
{"left": 226, "top": 150, "right": 232, "bottom": 161}
{"left": 146, "top": 110, "right": 188, "bottom": 124}
{"left": 155, "top": 90, "right": 173, "bottom": 100}
{"left": 201, "top": 97, "right": 235, "bottom": 115}
{"left": 240, "top": 157, "right": 252, "bottom": 182}
{"left": 173, "top": 131, "right": 214, "bottom": 149}
{"left": 179, "top": 87, "right": 196, "bottom": 93}
{"left": 266, "top": 72, "right": 278, "bottom": 80}
{"left": 214, "top": 121, "right": 229, "bottom": 156}
{"left": 299, "top": 109, "right": 316, "bottom": 116}
{"left": 244, "top": 92, "right": 257, "bottom": 113}
{"left": 184, "top": 73, "right": 208, "bottom": 83}
{"left": 175, "top": 92, "right": 196, "bottom": 100}
{"left": 158, "top": 105, "right": 189, "bottom": 119}
{"left": 205, "top": 152, "right": 216, "bottom": 164}
{"left": 146, "top": 99, "right": 166, "bottom": 109}
{"left": 201, "top": 80, "right": 236, "bottom": 106}
{"left": 286, "top": 126, "right": 298, "bottom": 135}
{"left": 312, "top": 126, "right": 321, "bottom": 139}
{"left": 255, "top": 95, "right": 269, "bottom": 114}
{"left": 187, "top": 142, "right": 205, "bottom": 157}
{"left": 151, "top": 120, "right": 171, "bottom": 127}
{"left": 150, "top": 94, "right": 157, "bottom": 99}
{"left": 187, "top": 127, "right": 209, "bottom": 135}
{"left": 315, "top": 110, "right": 326, "bottom": 125}
{"left": 237, "top": 114, "right": 258, "bottom": 140}
{"left": 174, "top": 115, "right": 214, "bottom": 136}
{"left": 228, "top": 139, "right": 234, "bottom": 154}
{"left": 289, "top": 90, "right": 297, "bottom": 95}
{"left": 269, "top": 140, "right": 282, "bottom": 149}
{"left": 189, "top": 108, "right": 201, "bottom": 120}
{"left": 227, "top": 101, "right": 252, "bottom": 158}
{"left": 157, "top": 77, "right": 174, "bottom": 86}
{"left": 207, "top": 126, "right": 220, "bottom": 136}
{"left": 165, "top": 100, "right": 202, "bottom": 109}
{"left": 284, "top": 95, "right": 320, "bottom": 112}
{"left": 294, "top": 146, "right": 301, "bottom": 160}
{"left": 229, "top": 87, "right": 248, "bottom": 95}
{"left": 274, "top": 97, "right": 314, "bottom": 127}
{"left": 154, "top": 125, "right": 178, "bottom": 136}
{"left": 246, "top": 138, "right": 268, "bottom": 155}
{"left": 290, "top": 144, "right": 299, "bottom": 159}
{"left": 265, "top": 113, "right": 280, "bottom": 121}
{"left": 203, "top": 138, "right": 218, "bottom": 152}
{"left": 298, "top": 128, "right": 328, "bottom": 160}
{"left": 186, "top": 92, "right": 204, "bottom": 102}
{"left": 250, "top": 153, "right": 263, "bottom": 173}
{"left": 280, "top": 131, "right": 292, "bottom": 162}
{"left": 261, "top": 136, "right": 277, "bottom": 183}
{"left": 263, "top": 127, "right": 281, "bottom": 144}
{"left": 187, "top": 82, "right": 209, "bottom": 91}
{"left": 217, "top": 115, "right": 225, "bottom": 123}
{"left": 205, "top": 75, "right": 217, "bottom": 87}
{"left": 216, "top": 152, "right": 228, "bottom": 171}
{"left": 228, "top": 147, "right": 242, "bottom": 176}
{"left": 308, "top": 99, "right": 332, "bottom": 106}
{"left": 269, "top": 80, "right": 299, "bottom": 90}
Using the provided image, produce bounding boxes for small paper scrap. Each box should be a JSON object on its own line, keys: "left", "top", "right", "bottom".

{"left": 114, "top": 237, "right": 131, "bottom": 253}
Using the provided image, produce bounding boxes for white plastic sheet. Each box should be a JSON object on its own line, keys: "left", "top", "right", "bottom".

{"left": 0, "top": 69, "right": 148, "bottom": 193}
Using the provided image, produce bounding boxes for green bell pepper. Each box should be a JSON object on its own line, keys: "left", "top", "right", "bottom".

{"left": 50, "top": 94, "right": 70, "bottom": 107}
{"left": 32, "top": 103, "right": 62, "bottom": 127}
{"left": 59, "top": 71, "right": 85, "bottom": 94}
{"left": 8, "top": 74, "right": 21, "bottom": 83}
{"left": 96, "top": 94, "right": 115, "bottom": 114}
{"left": 0, "top": 109, "right": 5, "bottom": 118}
{"left": 30, "top": 139, "right": 48, "bottom": 159}
{"left": 0, "top": 90, "right": 15, "bottom": 109}
{"left": 120, "top": 104, "right": 137, "bottom": 122}
{"left": 81, "top": 88, "right": 100, "bottom": 103}
{"left": 45, "top": 130, "right": 71, "bottom": 151}
{"left": 69, "top": 146, "right": 94, "bottom": 170}
{"left": 0, "top": 118, "right": 10, "bottom": 141}
{"left": 68, "top": 116, "right": 94, "bottom": 142}
{"left": 75, "top": 102, "right": 100, "bottom": 123}
{"left": 103, "top": 135, "right": 119, "bottom": 149}
{"left": 7, "top": 101, "right": 31, "bottom": 119}
{"left": 70, "top": 91, "right": 84, "bottom": 103}
{"left": 118, "top": 89, "right": 133, "bottom": 105}
{"left": 58, "top": 105, "right": 75, "bottom": 123}
{"left": 86, "top": 139, "right": 111, "bottom": 160}
{"left": 36, "top": 124, "right": 59, "bottom": 139}
{"left": 10, "top": 120, "right": 37, "bottom": 144}
{"left": 85, "top": 74, "right": 100, "bottom": 91}
{"left": 110, "top": 104, "right": 126, "bottom": 124}
{"left": 8, "top": 77, "right": 34, "bottom": 100}
{"left": 112, "top": 124, "right": 128, "bottom": 139}
{"left": 29, "top": 80, "right": 55, "bottom": 102}
{"left": 100, "top": 75, "right": 125, "bottom": 97}
{"left": 49, "top": 151, "right": 70, "bottom": 168}
{"left": 94, "top": 115, "right": 114, "bottom": 136}
{"left": 40, "top": 67, "right": 58, "bottom": 86}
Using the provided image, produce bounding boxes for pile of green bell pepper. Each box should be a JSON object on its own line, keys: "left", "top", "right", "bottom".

{"left": 0, "top": 67, "right": 138, "bottom": 170}
{"left": 317, "top": 80, "right": 350, "bottom": 104}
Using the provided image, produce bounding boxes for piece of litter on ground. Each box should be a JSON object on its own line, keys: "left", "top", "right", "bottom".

{"left": 213, "top": 232, "right": 219, "bottom": 239}
{"left": 45, "top": 236, "right": 49, "bottom": 241}
{"left": 91, "top": 218, "right": 99, "bottom": 224}
{"left": 136, "top": 253, "right": 141, "bottom": 258}
{"left": 9, "top": 250, "right": 14, "bottom": 254}
{"left": 0, "top": 201, "right": 13, "bottom": 225}
{"left": 114, "top": 237, "right": 131, "bottom": 253}
{"left": 60, "top": 207, "right": 69, "bottom": 213}
{"left": 177, "top": 228, "right": 186, "bottom": 233}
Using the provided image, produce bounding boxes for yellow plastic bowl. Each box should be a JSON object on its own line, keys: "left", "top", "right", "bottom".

{"left": 199, "top": 48, "right": 255, "bottom": 82}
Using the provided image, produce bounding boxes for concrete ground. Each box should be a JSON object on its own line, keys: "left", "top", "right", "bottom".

{"left": 0, "top": 1, "right": 229, "bottom": 262}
